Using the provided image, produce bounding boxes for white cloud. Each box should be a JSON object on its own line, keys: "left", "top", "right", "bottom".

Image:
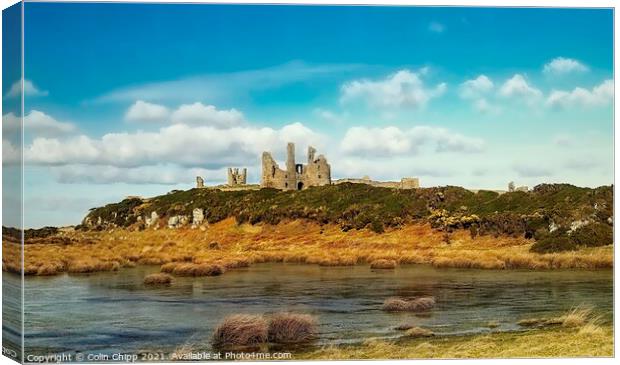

{"left": 340, "top": 69, "right": 446, "bottom": 109}
{"left": 52, "top": 164, "right": 229, "bottom": 185}
{"left": 314, "top": 108, "right": 348, "bottom": 124}
{"left": 2, "top": 140, "right": 21, "bottom": 165}
{"left": 459, "top": 75, "right": 494, "bottom": 99}
{"left": 543, "top": 57, "right": 589, "bottom": 75}
{"left": 546, "top": 79, "right": 613, "bottom": 109}
{"left": 428, "top": 22, "right": 445, "bottom": 33}
{"left": 24, "top": 122, "right": 323, "bottom": 169}
{"left": 93, "top": 61, "right": 362, "bottom": 104}
{"left": 3, "top": 110, "right": 76, "bottom": 137}
{"left": 5, "top": 79, "right": 48, "bottom": 98}
{"left": 499, "top": 74, "right": 542, "bottom": 100}
{"left": 340, "top": 125, "right": 484, "bottom": 157}
{"left": 125, "top": 100, "right": 170, "bottom": 123}
{"left": 513, "top": 164, "right": 553, "bottom": 178}
{"left": 171, "top": 102, "right": 245, "bottom": 127}
{"left": 473, "top": 98, "right": 501, "bottom": 114}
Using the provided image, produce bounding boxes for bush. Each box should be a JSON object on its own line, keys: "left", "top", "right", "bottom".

{"left": 381, "top": 297, "right": 436, "bottom": 312}
{"left": 530, "top": 234, "right": 575, "bottom": 253}
{"left": 571, "top": 223, "right": 613, "bottom": 248}
{"left": 267, "top": 313, "right": 317, "bottom": 344}
{"left": 212, "top": 314, "right": 268, "bottom": 349}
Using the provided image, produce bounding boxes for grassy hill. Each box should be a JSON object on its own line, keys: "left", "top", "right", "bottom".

{"left": 81, "top": 183, "right": 613, "bottom": 253}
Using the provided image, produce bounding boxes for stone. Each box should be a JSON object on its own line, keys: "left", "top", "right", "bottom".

{"left": 192, "top": 208, "right": 204, "bottom": 225}
{"left": 145, "top": 211, "right": 159, "bottom": 228}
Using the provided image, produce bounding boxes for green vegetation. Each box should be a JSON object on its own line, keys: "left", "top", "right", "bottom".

{"left": 82, "top": 183, "right": 613, "bottom": 253}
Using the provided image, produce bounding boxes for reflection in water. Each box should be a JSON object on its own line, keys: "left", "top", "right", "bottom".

{"left": 7, "top": 263, "right": 612, "bottom": 358}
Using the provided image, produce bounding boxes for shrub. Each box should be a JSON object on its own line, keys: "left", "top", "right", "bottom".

{"left": 381, "top": 297, "right": 436, "bottom": 312}
{"left": 144, "top": 273, "right": 173, "bottom": 285}
{"left": 570, "top": 223, "right": 613, "bottom": 248}
{"left": 212, "top": 314, "right": 268, "bottom": 348}
{"left": 530, "top": 231, "right": 576, "bottom": 253}
{"left": 370, "top": 259, "right": 397, "bottom": 269}
{"left": 267, "top": 313, "right": 317, "bottom": 344}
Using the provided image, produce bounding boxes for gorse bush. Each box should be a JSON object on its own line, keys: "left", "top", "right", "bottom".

{"left": 530, "top": 222, "right": 613, "bottom": 253}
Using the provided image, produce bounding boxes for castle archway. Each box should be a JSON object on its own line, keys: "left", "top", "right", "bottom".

{"left": 297, "top": 182, "right": 304, "bottom": 190}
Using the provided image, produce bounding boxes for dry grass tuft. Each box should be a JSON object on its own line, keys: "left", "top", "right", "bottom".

{"left": 169, "top": 263, "right": 225, "bottom": 277}
{"left": 404, "top": 327, "right": 434, "bottom": 338}
{"left": 144, "top": 273, "right": 173, "bottom": 285}
{"left": 212, "top": 314, "right": 268, "bottom": 349}
{"left": 382, "top": 297, "right": 436, "bottom": 312}
{"left": 370, "top": 259, "right": 397, "bottom": 269}
{"left": 517, "top": 306, "right": 599, "bottom": 329}
{"left": 267, "top": 312, "right": 318, "bottom": 344}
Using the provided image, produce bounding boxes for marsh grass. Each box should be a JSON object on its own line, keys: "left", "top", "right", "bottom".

{"left": 517, "top": 306, "right": 601, "bottom": 330}
{"left": 144, "top": 273, "right": 173, "bottom": 285}
{"left": 10, "top": 218, "right": 613, "bottom": 276}
{"left": 267, "top": 313, "right": 318, "bottom": 344}
{"left": 212, "top": 314, "right": 268, "bottom": 349}
{"left": 382, "top": 297, "right": 436, "bottom": 312}
{"left": 370, "top": 259, "right": 397, "bottom": 269}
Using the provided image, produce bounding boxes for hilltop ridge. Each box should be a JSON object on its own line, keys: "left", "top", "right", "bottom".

{"left": 81, "top": 183, "right": 613, "bottom": 253}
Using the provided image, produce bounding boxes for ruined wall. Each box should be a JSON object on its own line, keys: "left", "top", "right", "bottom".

{"left": 227, "top": 167, "right": 247, "bottom": 186}
{"left": 261, "top": 152, "right": 291, "bottom": 189}
{"left": 260, "top": 143, "right": 331, "bottom": 190}
{"left": 333, "top": 177, "right": 419, "bottom": 189}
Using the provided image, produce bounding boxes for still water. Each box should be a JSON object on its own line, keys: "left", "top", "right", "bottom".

{"left": 5, "top": 263, "right": 613, "bottom": 358}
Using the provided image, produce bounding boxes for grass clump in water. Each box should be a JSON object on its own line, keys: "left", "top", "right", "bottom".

{"left": 144, "top": 273, "right": 173, "bottom": 286}
{"left": 382, "top": 297, "right": 436, "bottom": 312}
{"left": 267, "top": 312, "right": 318, "bottom": 344}
{"left": 212, "top": 314, "right": 268, "bottom": 349}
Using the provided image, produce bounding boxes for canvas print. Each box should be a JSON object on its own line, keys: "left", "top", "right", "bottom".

{"left": 1, "top": 1, "right": 614, "bottom": 362}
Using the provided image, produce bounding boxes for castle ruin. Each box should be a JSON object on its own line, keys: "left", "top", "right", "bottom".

{"left": 227, "top": 168, "right": 247, "bottom": 186}
{"left": 260, "top": 143, "right": 331, "bottom": 190}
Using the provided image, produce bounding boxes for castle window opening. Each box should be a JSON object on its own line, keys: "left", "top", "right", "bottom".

{"left": 272, "top": 166, "right": 276, "bottom": 178}
{"left": 296, "top": 164, "right": 303, "bottom": 174}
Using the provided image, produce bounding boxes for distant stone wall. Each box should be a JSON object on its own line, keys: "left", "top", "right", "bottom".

{"left": 334, "top": 177, "right": 419, "bottom": 189}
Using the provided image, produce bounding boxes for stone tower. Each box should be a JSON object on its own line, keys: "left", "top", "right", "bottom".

{"left": 260, "top": 142, "right": 331, "bottom": 190}
{"left": 227, "top": 168, "right": 247, "bottom": 186}
{"left": 286, "top": 142, "right": 296, "bottom": 191}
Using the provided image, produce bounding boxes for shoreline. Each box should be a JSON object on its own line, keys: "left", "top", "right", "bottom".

{"left": 297, "top": 325, "right": 614, "bottom": 359}
{"left": 3, "top": 219, "right": 613, "bottom": 276}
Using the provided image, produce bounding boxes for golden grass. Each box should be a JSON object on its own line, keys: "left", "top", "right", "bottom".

{"left": 143, "top": 273, "right": 173, "bottom": 285}
{"left": 267, "top": 313, "right": 318, "bottom": 344}
{"left": 517, "top": 307, "right": 599, "bottom": 329}
{"left": 382, "top": 297, "right": 436, "bottom": 312}
{"left": 299, "top": 325, "right": 613, "bottom": 359}
{"left": 370, "top": 259, "right": 397, "bottom": 269}
{"left": 212, "top": 314, "right": 268, "bottom": 349}
{"left": 301, "top": 308, "right": 611, "bottom": 360}
{"left": 6, "top": 218, "right": 613, "bottom": 276}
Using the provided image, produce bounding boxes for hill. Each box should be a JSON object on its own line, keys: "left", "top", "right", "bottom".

{"left": 81, "top": 183, "right": 613, "bottom": 253}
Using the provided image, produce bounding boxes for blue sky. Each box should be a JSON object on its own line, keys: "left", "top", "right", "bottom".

{"left": 1, "top": 3, "right": 614, "bottom": 227}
